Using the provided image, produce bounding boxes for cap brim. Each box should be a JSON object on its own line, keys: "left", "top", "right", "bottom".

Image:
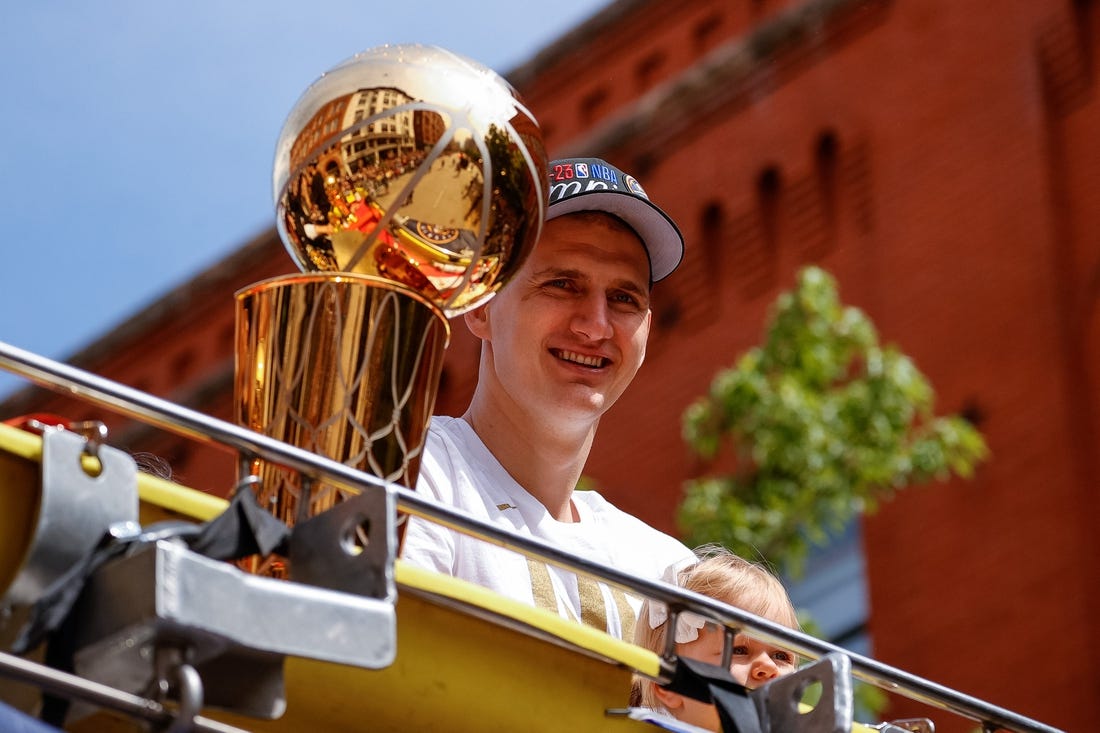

{"left": 547, "top": 190, "right": 684, "bottom": 283}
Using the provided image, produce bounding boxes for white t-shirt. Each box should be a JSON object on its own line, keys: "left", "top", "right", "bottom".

{"left": 401, "top": 416, "right": 695, "bottom": 640}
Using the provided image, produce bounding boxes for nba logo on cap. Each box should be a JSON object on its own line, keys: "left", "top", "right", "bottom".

{"left": 575, "top": 163, "right": 589, "bottom": 179}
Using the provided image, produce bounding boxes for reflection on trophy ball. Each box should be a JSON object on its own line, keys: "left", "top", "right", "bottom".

{"left": 272, "top": 44, "right": 548, "bottom": 317}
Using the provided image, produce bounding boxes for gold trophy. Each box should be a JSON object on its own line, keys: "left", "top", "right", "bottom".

{"left": 236, "top": 44, "right": 547, "bottom": 574}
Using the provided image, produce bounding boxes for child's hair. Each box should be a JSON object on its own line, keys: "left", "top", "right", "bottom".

{"left": 633, "top": 544, "right": 799, "bottom": 710}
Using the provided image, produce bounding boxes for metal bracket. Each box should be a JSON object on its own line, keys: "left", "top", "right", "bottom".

{"left": 752, "top": 653, "right": 854, "bottom": 733}
{"left": 288, "top": 486, "right": 397, "bottom": 601}
{"left": 3, "top": 427, "right": 137, "bottom": 607}
{"left": 71, "top": 538, "right": 397, "bottom": 719}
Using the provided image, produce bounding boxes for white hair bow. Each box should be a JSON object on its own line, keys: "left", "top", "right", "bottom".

{"left": 647, "top": 559, "right": 707, "bottom": 644}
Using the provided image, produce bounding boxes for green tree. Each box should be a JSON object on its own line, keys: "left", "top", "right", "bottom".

{"left": 678, "top": 266, "right": 989, "bottom": 719}
{"left": 679, "top": 265, "right": 988, "bottom": 575}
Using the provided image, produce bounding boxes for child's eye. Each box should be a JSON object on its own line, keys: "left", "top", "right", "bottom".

{"left": 773, "top": 651, "right": 794, "bottom": 664}
{"left": 731, "top": 645, "right": 749, "bottom": 656}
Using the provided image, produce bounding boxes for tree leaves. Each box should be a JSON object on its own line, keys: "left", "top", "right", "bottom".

{"left": 679, "top": 267, "right": 988, "bottom": 577}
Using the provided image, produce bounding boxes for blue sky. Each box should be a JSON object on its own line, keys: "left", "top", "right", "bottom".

{"left": 0, "top": 1, "right": 609, "bottom": 399}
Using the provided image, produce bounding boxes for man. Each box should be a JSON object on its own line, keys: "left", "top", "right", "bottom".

{"left": 401, "top": 157, "right": 694, "bottom": 640}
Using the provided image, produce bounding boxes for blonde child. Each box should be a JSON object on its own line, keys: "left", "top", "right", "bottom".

{"left": 634, "top": 546, "right": 800, "bottom": 732}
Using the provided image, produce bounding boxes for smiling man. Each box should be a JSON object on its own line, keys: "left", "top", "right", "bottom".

{"left": 401, "top": 157, "right": 695, "bottom": 640}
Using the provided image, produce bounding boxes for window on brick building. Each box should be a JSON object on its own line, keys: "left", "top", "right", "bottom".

{"left": 693, "top": 12, "right": 724, "bottom": 55}
{"left": 652, "top": 199, "right": 722, "bottom": 330}
{"left": 816, "top": 129, "right": 840, "bottom": 249}
{"left": 635, "top": 51, "right": 667, "bottom": 92}
{"left": 579, "top": 87, "right": 610, "bottom": 125}
{"left": 731, "top": 164, "right": 782, "bottom": 297}
{"left": 784, "top": 519, "right": 871, "bottom": 657}
{"left": 701, "top": 200, "right": 725, "bottom": 270}
{"left": 757, "top": 164, "right": 782, "bottom": 252}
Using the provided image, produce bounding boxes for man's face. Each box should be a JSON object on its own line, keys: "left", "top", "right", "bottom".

{"left": 468, "top": 212, "right": 652, "bottom": 423}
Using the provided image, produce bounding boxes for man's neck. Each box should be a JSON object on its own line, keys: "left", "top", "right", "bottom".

{"left": 462, "top": 392, "right": 597, "bottom": 522}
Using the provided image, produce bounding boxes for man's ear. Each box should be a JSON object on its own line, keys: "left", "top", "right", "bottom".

{"left": 653, "top": 684, "right": 684, "bottom": 712}
{"left": 464, "top": 302, "right": 491, "bottom": 340}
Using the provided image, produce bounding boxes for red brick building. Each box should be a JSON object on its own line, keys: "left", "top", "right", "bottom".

{"left": 4, "top": 0, "right": 1096, "bottom": 729}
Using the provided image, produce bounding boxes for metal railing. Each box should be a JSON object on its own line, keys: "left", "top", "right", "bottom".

{"left": 0, "top": 340, "right": 1063, "bottom": 733}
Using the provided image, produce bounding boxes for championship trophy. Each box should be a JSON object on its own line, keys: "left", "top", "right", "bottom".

{"left": 236, "top": 44, "right": 547, "bottom": 575}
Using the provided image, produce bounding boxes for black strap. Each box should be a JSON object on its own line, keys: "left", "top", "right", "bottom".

{"left": 185, "top": 484, "right": 290, "bottom": 561}
{"left": 664, "top": 657, "right": 763, "bottom": 733}
{"left": 10, "top": 532, "right": 126, "bottom": 656}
